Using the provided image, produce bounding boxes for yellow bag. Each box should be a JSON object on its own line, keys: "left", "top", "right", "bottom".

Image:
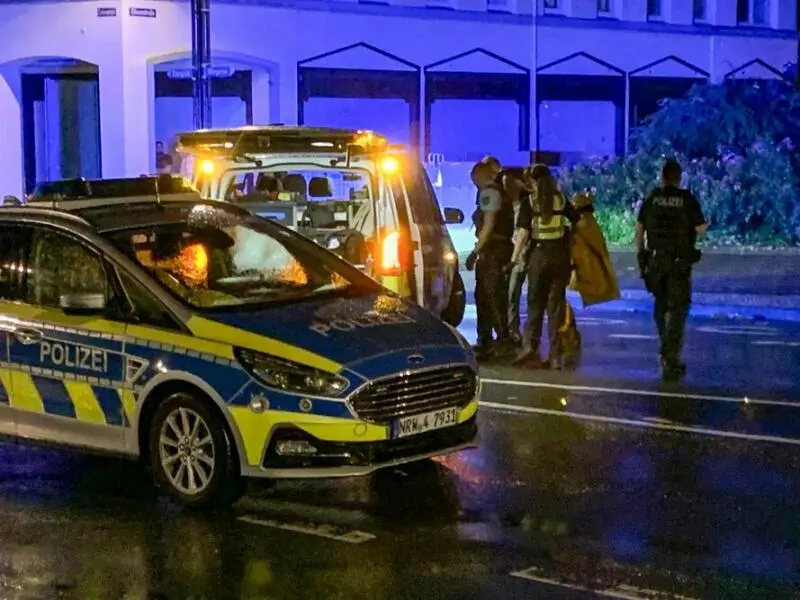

{"left": 568, "top": 193, "right": 621, "bottom": 307}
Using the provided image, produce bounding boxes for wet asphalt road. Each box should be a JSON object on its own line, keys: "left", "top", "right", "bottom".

{"left": 1, "top": 311, "right": 800, "bottom": 599}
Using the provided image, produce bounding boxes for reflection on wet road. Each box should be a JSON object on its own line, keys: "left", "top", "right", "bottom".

{"left": 2, "top": 408, "right": 800, "bottom": 598}
{"left": 0, "top": 311, "right": 799, "bottom": 599}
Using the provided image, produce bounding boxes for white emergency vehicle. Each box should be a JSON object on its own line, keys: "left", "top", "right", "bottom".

{"left": 175, "top": 127, "right": 467, "bottom": 326}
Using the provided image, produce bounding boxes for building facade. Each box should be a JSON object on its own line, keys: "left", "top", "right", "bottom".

{"left": 0, "top": 0, "right": 796, "bottom": 196}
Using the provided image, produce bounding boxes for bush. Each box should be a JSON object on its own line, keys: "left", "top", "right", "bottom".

{"left": 558, "top": 80, "right": 800, "bottom": 247}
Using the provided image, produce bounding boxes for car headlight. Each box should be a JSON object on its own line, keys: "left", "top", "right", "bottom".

{"left": 235, "top": 348, "right": 349, "bottom": 396}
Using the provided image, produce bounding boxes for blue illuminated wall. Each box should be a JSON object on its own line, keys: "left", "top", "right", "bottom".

{"left": 0, "top": 0, "right": 795, "bottom": 197}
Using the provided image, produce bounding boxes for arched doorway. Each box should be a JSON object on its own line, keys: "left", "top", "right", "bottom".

{"left": 297, "top": 43, "right": 421, "bottom": 148}
{"left": 536, "top": 52, "right": 625, "bottom": 162}
{"left": 148, "top": 52, "right": 277, "bottom": 173}
{"left": 724, "top": 58, "right": 788, "bottom": 81}
{"left": 629, "top": 56, "right": 708, "bottom": 129}
{"left": 424, "top": 48, "right": 530, "bottom": 164}
{"left": 0, "top": 56, "right": 101, "bottom": 194}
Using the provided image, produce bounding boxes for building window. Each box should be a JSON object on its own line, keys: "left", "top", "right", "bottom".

{"left": 646, "top": 0, "right": 660, "bottom": 17}
{"left": 752, "top": 0, "right": 768, "bottom": 23}
{"left": 738, "top": 0, "right": 769, "bottom": 23}
{"left": 693, "top": 0, "right": 706, "bottom": 20}
{"left": 544, "top": 0, "right": 559, "bottom": 9}
{"left": 598, "top": 0, "right": 611, "bottom": 13}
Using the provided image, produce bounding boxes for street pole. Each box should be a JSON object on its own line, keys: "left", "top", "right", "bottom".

{"left": 191, "top": 0, "right": 212, "bottom": 129}
{"left": 532, "top": 0, "right": 539, "bottom": 161}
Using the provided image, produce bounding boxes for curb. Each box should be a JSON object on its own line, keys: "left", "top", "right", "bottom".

{"left": 461, "top": 280, "right": 800, "bottom": 315}
{"left": 617, "top": 289, "right": 800, "bottom": 309}
{"left": 462, "top": 294, "right": 800, "bottom": 323}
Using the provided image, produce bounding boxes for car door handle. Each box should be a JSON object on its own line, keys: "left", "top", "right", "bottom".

{"left": 14, "top": 328, "right": 42, "bottom": 345}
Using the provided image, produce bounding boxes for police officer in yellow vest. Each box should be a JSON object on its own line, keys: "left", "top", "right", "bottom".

{"left": 511, "top": 165, "right": 588, "bottom": 368}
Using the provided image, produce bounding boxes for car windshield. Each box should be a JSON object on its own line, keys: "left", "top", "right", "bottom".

{"left": 105, "top": 204, "right": 380, "bottom": 310}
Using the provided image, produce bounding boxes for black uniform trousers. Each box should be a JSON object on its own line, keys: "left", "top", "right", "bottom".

{"left": 507, "top": 244, "right": 531, "bottom": 338}
{"left": 647, "top": 252, "right": 692, "bottom": 363}
{"left": 475, "top": 241, "right": 513, "bottom": 345}
{"left": 522, "top": 238, "right": 571, "bottom": 356}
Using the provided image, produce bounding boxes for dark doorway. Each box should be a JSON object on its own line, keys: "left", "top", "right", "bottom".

{"left": 21, "top": 72, "right": 101, "bottom": 193}
{"left": 153, "top": 68, "right": 253, "bottom": 163}
{"left": 298, "top": 67, "right": 420, "bottom": 148}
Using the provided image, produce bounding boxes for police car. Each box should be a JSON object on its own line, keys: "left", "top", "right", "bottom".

{"left": 0, "top": 176, "right": 479, "bottom": 507}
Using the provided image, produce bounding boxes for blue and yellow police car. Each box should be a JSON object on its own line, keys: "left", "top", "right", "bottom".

{"left": 0, "top": 176, "right": 479, "bottom": 507}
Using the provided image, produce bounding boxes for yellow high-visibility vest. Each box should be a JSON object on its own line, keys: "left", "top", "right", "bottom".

{"left": 532, "top": 192, "right": 567, "bottom": 240}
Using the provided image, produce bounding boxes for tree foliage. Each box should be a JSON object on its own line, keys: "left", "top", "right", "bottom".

{"left": 559, "top": 79, "right": 800, "bottom": 246}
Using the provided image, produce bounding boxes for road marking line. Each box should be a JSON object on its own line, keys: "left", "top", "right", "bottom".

{"left": 576, "top": 317, "right": 627, "bottom": 326}
{"left": 752, "top": 340, "right": 800, "bottom": 347}
{"left": 511, "top": 567, "right": 699, "bottom": 599}
{"left": 481, "top": 401, "right": 800, "bottom": 446}
{"left": 697, "top": 325, "right": 778, "bottom": 335}
{"left": 238, "top": 516, "right": 376, "bottom": 544}
{"left": 608, "top": 334, "right": 659, "bottom": 340}
{"left": 480, "top": 378, "right": 798, "bottom": 407}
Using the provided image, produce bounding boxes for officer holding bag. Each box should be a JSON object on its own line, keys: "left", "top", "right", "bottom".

{"left": 511, "top": 166, "right": 577, "bottom": 368}
{"left": 636, "top": 159, "right": 707, "bottom": 380}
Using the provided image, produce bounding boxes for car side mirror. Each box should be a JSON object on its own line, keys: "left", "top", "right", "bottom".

{"left": 443, "top": 207, "right": 464, "bottom": 225}
{"left": 60, "top": 293, "right": 107, "bottom": 315}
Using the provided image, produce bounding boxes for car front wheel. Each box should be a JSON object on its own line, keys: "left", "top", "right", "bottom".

{"left": 148, "top": 391, "right": 243, "bottom": 509}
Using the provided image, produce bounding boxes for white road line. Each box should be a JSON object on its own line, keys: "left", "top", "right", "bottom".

{"left": 576, "top": 318, "right": 627, "bottom": 326}
{"left": 511, "top": 567, "right": 698, "bottom": 600}
{"left": 608, "top": 334, "right": 659, "bottom": 340}
{"left": 239, "top": 516, "right": 376, "bottom": 543}
{"left": 752, "top": 340, "right": 800, "bottom": 347}
{"left": 697, "top": 325, "right": 778, "bottom": 335}
{"left": 480, "top": 378, "right": 799, "bottom": 408}
{"left": 481, "top": 401, "right": 800, "bottom": 446}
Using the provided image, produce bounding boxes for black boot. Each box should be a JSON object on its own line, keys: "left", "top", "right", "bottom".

{"left": 493, "top": 338, "right": 518, "bottom": 360}
{"left": 512, "top": 345, "right": 547, "bottom": 369}
{"left": 660, "top": 355, "right": 686, "bottom": 381}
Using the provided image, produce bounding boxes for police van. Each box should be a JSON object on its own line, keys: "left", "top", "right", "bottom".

{"left": 0, "top": 176, "right": 479, "bottom": 507}
{"left": 175, "top": 126, "right": 467, "bottom": 327}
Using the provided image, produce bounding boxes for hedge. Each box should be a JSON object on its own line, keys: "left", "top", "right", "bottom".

{"left": 557, "top": 79, "right": 800, "bottom": 247}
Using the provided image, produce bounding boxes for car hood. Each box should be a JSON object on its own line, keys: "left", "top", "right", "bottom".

{"left": 196, "top": 291, "right": 468, "bottom": 370}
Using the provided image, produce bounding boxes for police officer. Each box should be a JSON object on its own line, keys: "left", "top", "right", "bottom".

{"left": 501, "top": 168, "right": 532, "bottom": 344}
{"left": 512, "top": 166, "right": 586, "bottom": 368}
{"left": 466, "top": 161, "right": 515, "bottom": 359}
{"left": 636, "top": 158, "right": 707, "bottom": 380}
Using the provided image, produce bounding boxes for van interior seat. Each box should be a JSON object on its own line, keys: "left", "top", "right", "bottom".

{"left": 283, "top": 174, "right": 307, "bottom": 195}
{"left": 308, "top": 177, "right": 332, "bottom": 198}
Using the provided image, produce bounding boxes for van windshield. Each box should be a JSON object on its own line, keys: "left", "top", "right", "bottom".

{"left": 221, "top": 166, "right": 373, "bottom": 231}
{"left": 105, "top": 203, "right": 381, "bottom": 310}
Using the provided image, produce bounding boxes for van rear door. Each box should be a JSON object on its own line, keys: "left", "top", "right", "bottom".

{"left": 388, "top": 159, "right": 451, "bottom": 314}
{"left": 371, "top": 170, "right": 415, "bottom": 299}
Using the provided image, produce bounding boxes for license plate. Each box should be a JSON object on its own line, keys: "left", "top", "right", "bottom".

{"left": 392, "top": 406, "right": 459, "bottom": 439}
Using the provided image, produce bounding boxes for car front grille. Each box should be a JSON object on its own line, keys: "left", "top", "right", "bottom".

{"left": 348, "top": 366, "right": 477, "bottom": 425}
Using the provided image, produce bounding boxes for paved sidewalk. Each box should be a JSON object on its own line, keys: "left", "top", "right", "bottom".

{"left": 458, "top": 250, "right": 800, "bottom": 299}
{"left": 456, "top": 250, "right": 800, "bottom": 321}
{"left": 610, "top": 251, "right": 800, "bottom": 296}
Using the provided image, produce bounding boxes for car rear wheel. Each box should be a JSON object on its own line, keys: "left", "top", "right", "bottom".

{"left": 148, "top": 391, "right": 243, "bottom": 509}
{"left": 441, "top": 271, "right": 466, "bottom": 327}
